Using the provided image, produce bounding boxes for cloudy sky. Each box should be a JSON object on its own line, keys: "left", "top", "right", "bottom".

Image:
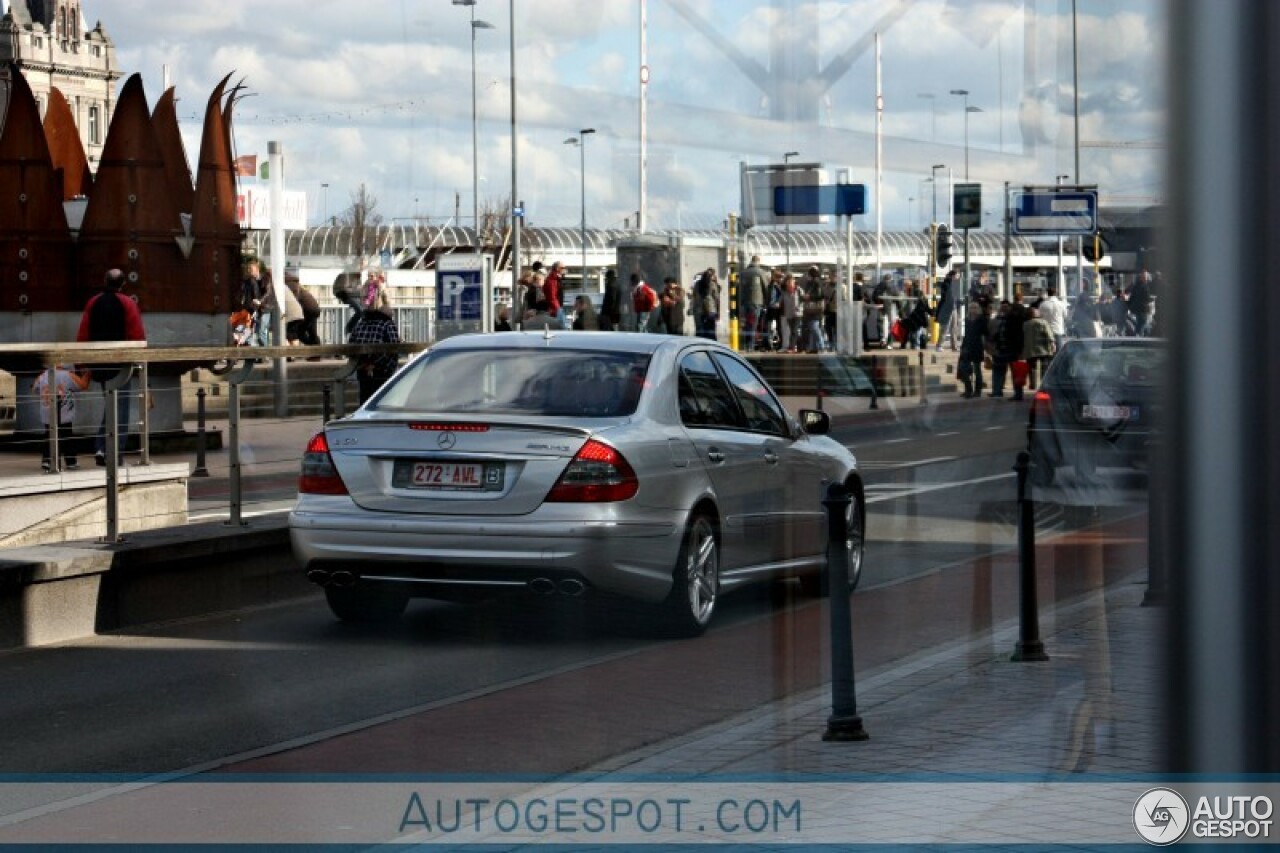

{"left": 94, "top": 0, "right": 1165, "bottom": 232}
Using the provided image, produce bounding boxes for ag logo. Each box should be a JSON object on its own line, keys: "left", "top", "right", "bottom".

{"left": 1134, "top": 787, "right": 1190, "bottom": 845}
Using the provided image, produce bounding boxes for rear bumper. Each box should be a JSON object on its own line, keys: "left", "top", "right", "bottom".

{"left": 289, "top": 497, "right": 683, "bottom": 603}
{"left": 1028, "top": 425, "right": 1155, "bottom": 473}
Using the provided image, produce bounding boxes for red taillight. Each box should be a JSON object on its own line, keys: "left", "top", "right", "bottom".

{"left": 1030, "top": 389, "right": 1052, "bottom": 423}
{"left": 545, "top": 439, "right": 639, "bottom": 503}
{"left": 298, "top": 431, "right": 349, "bottom": 495}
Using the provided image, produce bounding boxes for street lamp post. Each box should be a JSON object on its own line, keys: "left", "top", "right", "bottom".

{"left": 509, "top": 0, "right": 520, "bottom": 299}
{"left": 949, "top": 89, "right": 983, "bottom": 180}
{"left": 565, "top": 129, "right": 595, "bottom": 291}
{"left": 320, "top": 183, "right": 329, "bottom": 224}
{"left": 930, "top": 164, "right": 945, "bottom": 225}
{"left": 1055, "top": 174, "right": 1070, "bottom": 292}
{"left": 965, "top": 106, "right": 983, "bottom": 179}
{"left": 917, "top": 92, "right": 937, "bottom": 142}
{"left": 783, "top": 151, "right": 798, "bottom": 274}
{"left": 454, "top": 0, "right": 493, "bottom": 251}
{"left": 950, "top": 90, "right": 981, "bottom": 295}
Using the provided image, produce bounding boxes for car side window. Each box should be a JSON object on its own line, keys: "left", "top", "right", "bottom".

{"left": 678, "top": 351, "right": 743, "bottom": 429}
{"left": 711, "top": 353, "right": 789, "bottom": 436}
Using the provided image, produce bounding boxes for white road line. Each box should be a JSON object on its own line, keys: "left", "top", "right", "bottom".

{"left": 884, "top": 438, "right": 912, "bottom": 444}
{"left": 936, "top": 432, "right": 958, "bottom": 437}
{"left": 866, "top": 472, "right": 1013, "bottom": 504}
{"left": 984, "top": 426, "right": 1006, "bottom": 432}
{"left": 855, "top": 455, "right": 957, "bottom": 468}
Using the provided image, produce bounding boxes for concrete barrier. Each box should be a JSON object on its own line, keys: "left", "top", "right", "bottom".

{"left": 0, "top": 463, "right": 191, "bottom": 547}
{"left": 0, "top": 517, "right": 306, "bottom": 650}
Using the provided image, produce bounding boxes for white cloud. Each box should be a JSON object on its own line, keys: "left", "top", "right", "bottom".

{"left": 88, "top": 0, "right": 1166, "bottom": 229}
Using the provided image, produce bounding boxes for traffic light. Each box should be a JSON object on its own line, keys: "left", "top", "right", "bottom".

{"left": 935, "top": 224, "right": 953, "bottom": 268}
{"left": 1082, "top": 232, "right": 1107, "bottom": 262}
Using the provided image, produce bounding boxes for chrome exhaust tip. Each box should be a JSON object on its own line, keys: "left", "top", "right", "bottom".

{"left": 529, "top": 577, "right": 556, "bottom": 596}
{"left": 306, "top": 569, "right": 331, "bottom": 587}
{"left": 329, "top": 570, "right": 358, "bottom": 588}
{"left": 558, "top": 579, "right": 586, "bottom": 597}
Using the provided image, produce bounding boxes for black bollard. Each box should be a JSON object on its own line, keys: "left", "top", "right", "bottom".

{"left": 1142, "top": 441, "right": 1167, "bottom": 607}
{"left": 816, "top": 358, "right": 824, "bottom": 412}
{"left": 1011, "top": 452, "right": 1049, "bottom": 661}
{"left": 322, "top": 382, "right": 333, "bottom": 425}
{"left": 822, "top": 482, "right": 870, "bottom": 742}
{"left": 192, "top": 387, "right": 209, "bottom": 478}
{"left": 918, "top": 350, "right": 928, "bottom": 405}
{"left": 869, "top": 355, "right": 879, "bottom": 410}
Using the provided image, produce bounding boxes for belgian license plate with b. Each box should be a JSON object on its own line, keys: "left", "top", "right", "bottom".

{"left": 394, "top": 460, "right": 504, "bottom": 491}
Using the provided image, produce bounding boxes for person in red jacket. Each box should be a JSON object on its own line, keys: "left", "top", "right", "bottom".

{"left": 542, "top": 261, "right": 565, "bottom": 319}
{"left": 630, "top": 273, "right": 657, "bottom": 331}
{"left": 76, "top": 268, "right": 146, "bottom": 465}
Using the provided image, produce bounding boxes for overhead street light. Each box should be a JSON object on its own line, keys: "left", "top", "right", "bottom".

{"left": 565, "top": 128, "right": 596, "bottom": 293}
{"left": 783, "top": 151, "right": 798, "bottom": 275}
{"left": 1056, "top": 174, "right": 1070, "bottom": 292}
{"left": 930, "top": 163, "right": 946, "bottom": 225}
{"left": 949, "top": 89, "right": 982, "bottom": 180}
{"left": 917, "top": 92, "right": 937, "bottom": 142}
{"left": 508, "top": 0, "right": 521, "bottom": 301}
{"left": 454, "top": 0, "right": 493, "bottom": 250}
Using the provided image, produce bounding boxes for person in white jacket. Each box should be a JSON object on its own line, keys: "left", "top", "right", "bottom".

{"left": 1037, "top": 286, "right": 1069, "bottom": 350}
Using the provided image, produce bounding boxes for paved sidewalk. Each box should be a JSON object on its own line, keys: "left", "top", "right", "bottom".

{"left": 589, "top": 573, "right": 1162, "bottom": 778}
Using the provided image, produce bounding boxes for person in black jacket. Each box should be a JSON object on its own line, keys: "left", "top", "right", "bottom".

{"left": 348, "top": 310, "right": 401, "bottom": 404}
{"left": 903, "top": 296, "right": 933, "bottom": 350}
{"left": 958, "top": 300, "right": 989, "bottom": 398}
{"left": 600, "top": 269, "right": 621, "bottom": 331}
{"left": 987, "top": 300, "right": 1021, "bottom": 398}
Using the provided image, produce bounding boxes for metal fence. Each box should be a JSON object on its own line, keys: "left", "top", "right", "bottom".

{"left": 316, "top": 307, "right": 436, "bottom": 346}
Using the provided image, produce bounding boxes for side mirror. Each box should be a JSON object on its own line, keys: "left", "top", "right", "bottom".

{"left": 799, "top": 409, "right": 830, "bottom": 435}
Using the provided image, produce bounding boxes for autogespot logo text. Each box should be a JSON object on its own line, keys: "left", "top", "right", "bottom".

{"left": 1134, "top": 787, "right": 1190, "bottom": 846}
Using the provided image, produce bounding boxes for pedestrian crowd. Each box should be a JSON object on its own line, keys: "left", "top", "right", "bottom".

{"left": 952, "top": 270, "right": 1159, "bottom": 402}
{"left": 508, "top": 260, "right": 726, "bottom": 340}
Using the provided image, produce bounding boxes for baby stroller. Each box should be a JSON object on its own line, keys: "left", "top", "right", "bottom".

{"left": 230, "top": 308, "right": 259, "bottom": 346}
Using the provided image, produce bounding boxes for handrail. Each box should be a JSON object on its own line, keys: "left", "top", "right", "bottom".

{"left": 0, "top": 342, "right": 430, "bottom": 372}
{"left": 0, "top": 343, "right": 430, "bottom": 542}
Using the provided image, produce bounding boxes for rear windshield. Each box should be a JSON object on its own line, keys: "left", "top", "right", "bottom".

{"left": 372, "top": 348, "right": 652, "bottom": 417}
{"left": 1051, "top": 341, "right": 1165, "bottom": 386}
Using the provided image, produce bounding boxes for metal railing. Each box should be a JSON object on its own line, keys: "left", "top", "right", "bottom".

{"left": 314, "top": 306, "right": 436, "bottom": 347}
{"left": 0, "top": 343, "right": 427, "bottom": 544}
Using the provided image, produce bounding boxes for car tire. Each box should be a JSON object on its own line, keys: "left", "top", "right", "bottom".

{"left": 798, "top": 484, "right": 865, "bottom": 597}
{"left": 325, "top": 586, "right": 409, "bottom": 623}
{"left": 658, "top": 514, "right": 719, "bottom": 637}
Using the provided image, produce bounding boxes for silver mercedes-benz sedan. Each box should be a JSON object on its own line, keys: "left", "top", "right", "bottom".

{"left": 289, "top": 331, "right": 863, "bottom": 636}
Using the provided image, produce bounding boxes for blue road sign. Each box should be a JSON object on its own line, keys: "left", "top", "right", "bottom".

{"left": 437, "top": 269, "right": 483, "bottom": 322}
{"left": 1012, "top": 191, "right": 1098, "bottom": 235}
{"left": 773, "top": 184, "right": 867, "bottom": 216}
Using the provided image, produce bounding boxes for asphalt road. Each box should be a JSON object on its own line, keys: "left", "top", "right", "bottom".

{"left": 0, "top": 397, "right": 1147, "bottom": 778}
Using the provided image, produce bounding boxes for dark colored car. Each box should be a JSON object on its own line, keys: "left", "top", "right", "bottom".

{"left": 1027, "top": 338, "right": 1164, "bottom": 487}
